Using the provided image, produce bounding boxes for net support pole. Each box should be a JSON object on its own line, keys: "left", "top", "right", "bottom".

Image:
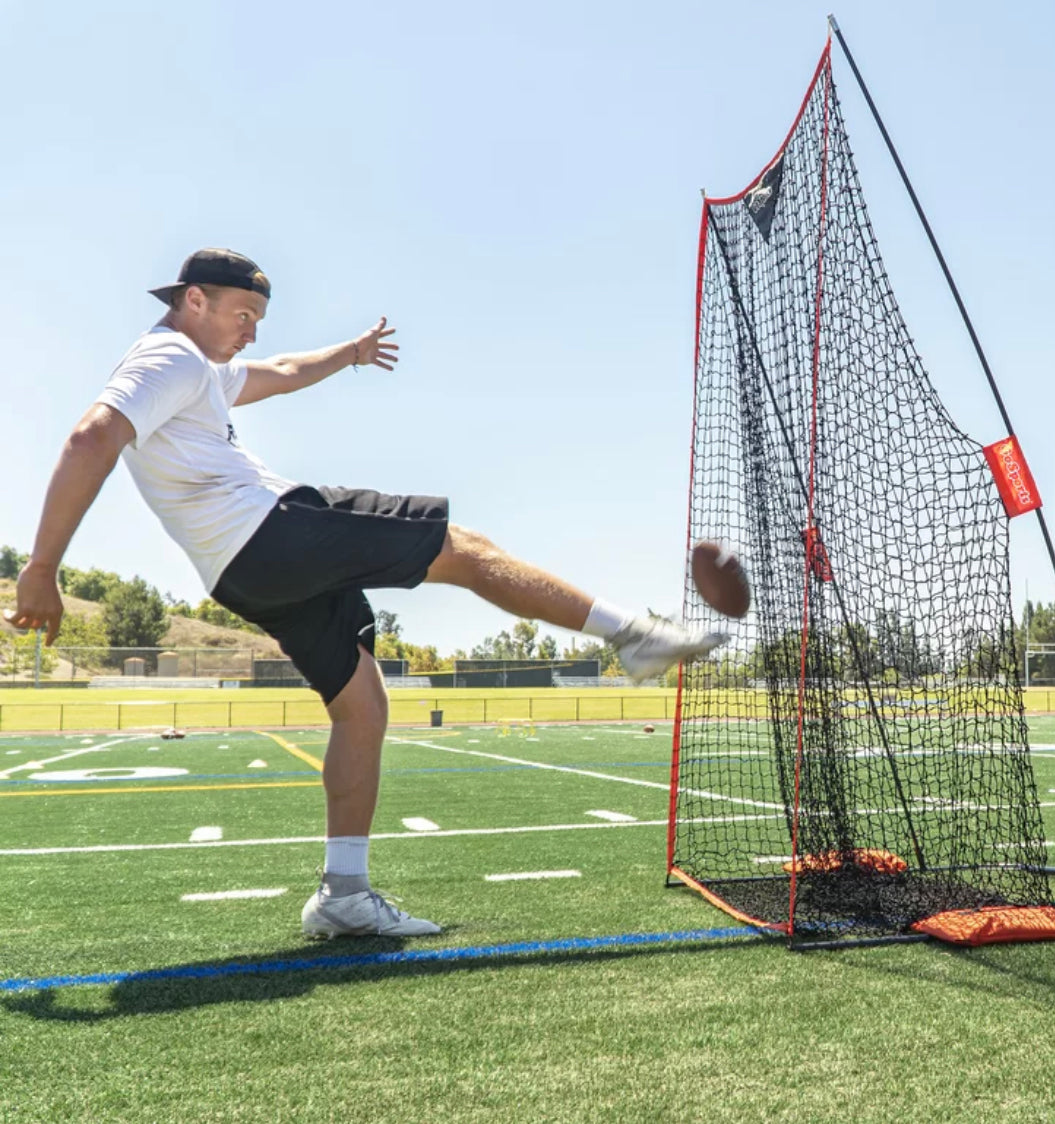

{"left": 827, "top": 13, "right": 1055, "bottom": 579}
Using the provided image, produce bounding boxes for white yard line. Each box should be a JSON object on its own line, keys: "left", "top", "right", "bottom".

{"left": 181, "top": 888, "right": 287, "bottom": 901}
{"left": 0, "top": 835, "right": 327, "bottom": 856}
{"left": 0, "top": 820, "right": 668, "bottom": 856}
{"left": 0, "top": 735, "right": 146, "bottom": 779}
{"left": 389, "top": 736, "right": 784, "bottom": 810}
{"left": 3, "top": 794, "right": 1001, "bottom": 858}
{"left": 589, "top": 727, "right": 664, "bottom": 737}
{"left": 485, "top": 870, "right": 581, "bottom": 882}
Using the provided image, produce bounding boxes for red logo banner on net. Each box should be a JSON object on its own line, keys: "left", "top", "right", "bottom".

{"left": 983, "top": 436, "right": 1042, "bottom": 518}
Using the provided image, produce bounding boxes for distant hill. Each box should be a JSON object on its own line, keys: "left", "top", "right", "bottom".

{"left": 160, "top": 612, "right": 281, "bottom": 656}
{"left": 0, "top": 577, "right": 281, "bottom": 657}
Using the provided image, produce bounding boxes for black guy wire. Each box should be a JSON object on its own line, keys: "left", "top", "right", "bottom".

{"left": 828, "top": 13, "right": 1055, "bottom": 581}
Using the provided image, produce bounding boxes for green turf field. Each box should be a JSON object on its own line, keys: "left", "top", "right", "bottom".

{"left": 2, "top": 719, "right": 1055, "bottom": 1122}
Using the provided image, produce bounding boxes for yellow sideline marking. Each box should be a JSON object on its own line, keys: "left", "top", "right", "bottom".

{"left": 257, "top": 730, "right": 324, "bottom": 772}
{"left": 0, "top": 780, "right": 320, "bottom": 798}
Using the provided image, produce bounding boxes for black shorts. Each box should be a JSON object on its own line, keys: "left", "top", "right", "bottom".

{"left": 212, "top": 485, "right": 448, "bottom": 704}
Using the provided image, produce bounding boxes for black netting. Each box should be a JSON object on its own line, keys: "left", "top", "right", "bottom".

{"left": 671, "top": 45, "right": 1051, "bottom": 946}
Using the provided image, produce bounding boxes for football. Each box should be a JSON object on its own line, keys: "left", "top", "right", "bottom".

{"left": 691, "top": 540, "right": 751, "bottom": 618}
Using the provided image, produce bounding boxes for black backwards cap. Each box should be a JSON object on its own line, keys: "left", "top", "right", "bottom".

{"left": 149, "top": 248, "right": 271, "bottom": 305}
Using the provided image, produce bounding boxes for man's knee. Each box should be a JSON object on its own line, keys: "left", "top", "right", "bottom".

{"left": 426, "top": 524, "right": 502, "bottom": 586}
{"left": 326, "top": 647, "right": 388, "bottom": 731}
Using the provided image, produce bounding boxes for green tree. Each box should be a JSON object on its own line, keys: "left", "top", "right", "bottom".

{"left": 0, "top": 630, "right": 58, "bottom": 678}
{"left": 50, "top": 611, "right": 110, "bottom": 680}
{"left": 65, "top": 567, "right": 122, "bottom": 602}
{"left": 897, "top": 617, "right": 941, "bottom": 680}
{"left": 375, "top": 610, "right": 401, "bottom": 638}
{"left": 537, "top": 634, "right": 558, "bottom": 660}
{"left": 834, "top": 621, "right": 880, "bottom": 681}
{"left": 958, "top": 623, "right": 1016, "bottom": 681}
{"left": 566, "top": 638, "right": 623, "bottom": 675}
{"left": 1020, "top": 600, "right": 1055, "bottom": 682}
{"left": 874, "top": 609, "right": 901, "bottom": 677}
{"left": 164, "top": 592, "right": 194, "bottom": 617}
{"left": 0, "top": 546, "right": 27, "bottom": 579}
{"left": 57, "top": 611, "right": 110, "bottom": 648}
{"left": 192, "top": 598, "right": 263, "bottom": 634}
{"left": 471, "top": 631, "right": 517, "bottom": 660}
{"left": 102, "top": 578, "right": 169, "bottom": 648}
{"left": 872, "top": 609, "right": 943, "bottom": 682}
{"left": 512, "top": 619, "right": 538, "bottom": 658}
{"left": 374, "top": 632, "right": 405, "bottom": 661}
{"left": 403, "top": 643, "right": 447, "bottom": 672}
{"left": 602, "top": 652, "right": 626, "bottom": 678}
{"left": 746, "top": 628, "right": 802, "bottom": 682}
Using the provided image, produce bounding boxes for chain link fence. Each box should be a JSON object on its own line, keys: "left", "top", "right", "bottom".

{"left": 0, "top": 645, "right": 258, "bottom": 684}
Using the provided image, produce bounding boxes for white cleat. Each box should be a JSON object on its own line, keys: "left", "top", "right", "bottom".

{"left": 301, "top": 887, "right": 441, "bottom": 939}
{"left": 614, "top": 618, "right": 729, "bottom": 684}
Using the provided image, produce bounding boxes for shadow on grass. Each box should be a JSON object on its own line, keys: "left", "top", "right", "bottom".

{"left": 838, "top": 936, "right": 1055, "bottom": 1006}
{"left": 0, "top": 931, "right": 759, "bottom": 1022}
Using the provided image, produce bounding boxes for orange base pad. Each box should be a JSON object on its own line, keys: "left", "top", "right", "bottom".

{"left": 911, "top": 905, "right": 1055, "bottom": 946}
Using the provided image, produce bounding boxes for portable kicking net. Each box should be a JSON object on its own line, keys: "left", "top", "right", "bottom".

{"left": 667, "top": 35, "right": 1055, "bottom": 948}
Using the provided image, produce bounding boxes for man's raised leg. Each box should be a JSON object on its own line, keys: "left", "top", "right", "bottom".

{"left": 424, "top": 525, "right": 727, "bottom": 681}
{"left": 301, "top": 647, "right": 440, "bottom": 939}
{"left": 425, "top": 525, "right": 594, "bottom": 630}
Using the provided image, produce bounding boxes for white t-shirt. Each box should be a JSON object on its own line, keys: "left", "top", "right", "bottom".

{"left": 96, "top": 326, "right": 297, "bottom": 592}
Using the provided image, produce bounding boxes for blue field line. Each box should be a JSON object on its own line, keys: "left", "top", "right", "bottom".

{"left": 0, "top": 926, "right": 761, "bottom": 993}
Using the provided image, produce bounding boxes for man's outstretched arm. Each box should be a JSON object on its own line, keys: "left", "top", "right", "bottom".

{"left": 235, "top": 316, "right": 398, "bottom": 407}
{"left": 4, "top": 404, "right": 135, "bottom": 645}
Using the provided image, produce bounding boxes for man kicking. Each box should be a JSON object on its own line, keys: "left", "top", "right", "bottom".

{"left": 5, "top": 248, "right": 726, "bottom": 939}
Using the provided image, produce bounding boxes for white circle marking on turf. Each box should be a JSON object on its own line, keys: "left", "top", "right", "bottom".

{"left": 27, "top": 766, "right": 189, "bottom": 783}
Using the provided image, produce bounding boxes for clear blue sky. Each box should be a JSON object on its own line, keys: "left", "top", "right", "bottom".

{"left": 3, "top": 0, "right": 1053, "bottom": 654}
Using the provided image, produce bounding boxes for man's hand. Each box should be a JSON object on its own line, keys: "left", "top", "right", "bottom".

{"left": 3, "top": 563, "right": 64, "bottom": 646}
{"left": 237, "top": 318, "right": 401, "bottom": 405}
{"left": 2, "top": 403, "right": 132, "bottom": 646}
{"left": 354, "top": 317, "right": 399, "bottom": 371}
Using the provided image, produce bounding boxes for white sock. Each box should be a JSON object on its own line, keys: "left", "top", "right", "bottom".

{"left": 582, "top": 598, "right": 637, "bottom": 641}
{"left": 324, "top": 835, "right": 369, "bottom": 876}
